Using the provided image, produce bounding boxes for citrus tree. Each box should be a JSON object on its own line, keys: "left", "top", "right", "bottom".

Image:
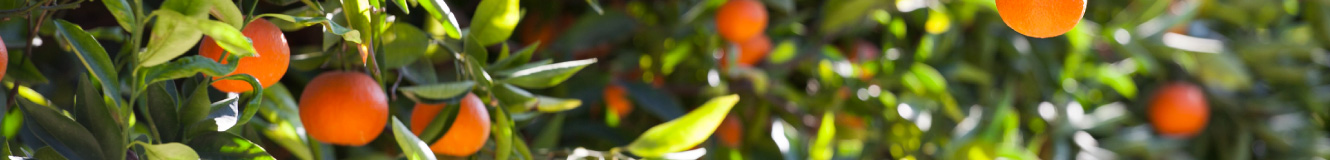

{"left": 0, "top": 0, "right": 1328, "bottom": 159}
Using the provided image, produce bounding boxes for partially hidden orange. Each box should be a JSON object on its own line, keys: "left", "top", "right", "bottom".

{"left": 0, "top": 36, "right": 8, "bottom": 80}
{"left": 717, "top": 116, "right": 743, "bottom": 148}
{"left": 200, "top": 19, "right": 291, "bottom": 93}
{"left": 604, "top": 84, "right": 634, "bottom": 118}
{"left": 995, "top": 0, "right": 1086, "bottom": 38}
{"left": 299, "top": 71, "right": 389, "bottom": 146}
{"left": 1149, "top": 82, "right": 1209, "bottom": 138}
{"left": 716, "top": 0, "right": 768, "bottom": 43}
{"left": 410, "top": 93, "right": 491, "bottom": 156}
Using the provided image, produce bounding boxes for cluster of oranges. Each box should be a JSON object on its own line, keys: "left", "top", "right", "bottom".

{"left": 716, "top": 0, "right": 771, "bottom": 67}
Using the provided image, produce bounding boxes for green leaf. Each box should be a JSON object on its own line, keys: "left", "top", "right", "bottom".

{"left": 768, "top": 39, "right": 798, "bottom": 64}
{"left": 34, "top": 147, "right": 68, "bottom": 160}
{"left": 468, "top": 0, "right": 521, "bottom": 46}
{"left": 1096, "top": 65, "right": 1137, "bottom": 99}
{"left": 417, "top": 0, "right": 463, "bottom": 39}
{"left": 819, "top": 0, "right": 882, "bottom": 36}
{"left": 161, "top": 0, "right": 212, "bottom": 16}
{"left": 140, "top": 10, "right": 204, "bottom": 67}
{"left": 902, "top": 63, "right": 946, "bottom": 95}
{"left": 341, "top": 0, "right": 374, "bottom": 42}
{"left": 622, "top": 81, "right": 685, "bottom": 119}
{"left": 493, "top": 109, "right": 514, "bottom": 160}
{"left": 191, "top": 18, "right": 259, "bottom": 58}
{"left": 3, "top": 107, "right": 23, "bottom": 140}
{"left": 498, "top": 59, "right": 597, "bottom": 89}
{"left": 417, "top": 96, "right": 462, "bottom": 143}
{"left": 661, "top": 44, "right": 691, "bottom": 75}
{"left": 145, "top": 82, "right": 183, "bottom": 142}
{"left": 254, "top": 83, "right": 312, "bottom": 160}
{"left": 6, "top": 51, "right": 49, "bottom": 84}
{"left": 257, "top": 14, "right": 362, "bottom": 43}
{"left": 101, "top": 0, "right": 136, "bottom": 31}
{"left": 144, "top": 143, "right": 200, "bottom": 160}
{"left": 393, "top": 0, "right": 413, "bottom": 14}
{"left": 209, "top": 0, "right": 245, "bottom": 29}
{"left": 382, "top": 22, "right": 431, "bottom": 68}
{"left": 17, "top": 97, "right": 105, "bottom": 160}
{"left": 810, "top": 112, "right": 835, "bottom": 160}
{"left": 390, "top": 117, "right": 438, "bottom": 160}
{"left": 534, "top": 96, "right": 582, "bottom": 112}
{"left": 493, "top": 84, "right": 536, "bottom": 111}
{"left": 400, "top": 81, "right": 476, "bottom": 101}
{"left": 179, "top": 78, "right": 213, "bottom": 136}
{"left": 625, "top": 95, "right": 740, "bottom": 158}
{"left": 464, "top": 36, "right": 490, "bottom": 66}
{"left": 140, "top": 55, "right": 237, "bottom": 86}
{"left": 489, "top": 42, "right": 540, "bottom": 71}
{"left": 53, "top": 20, "right": 122, "bottom": 107}
{"left": 402, "top": 59, "right": 440, "bottom": 84}
{"left": 186, "top": 132, "right": 276, "bottom": 160}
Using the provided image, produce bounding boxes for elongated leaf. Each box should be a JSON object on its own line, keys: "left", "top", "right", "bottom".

{"left": 534, "top": 96, "right": 581, "bottom": 112}
{"left": 417, "top": 97, "right": 463, "bottom": 143}
{"left": 258, "top": 14, "right": 362, "bottom": 43}
{"left": 493, "top": 109, "right": 514, "bottom": 160}
{"left": 209, "top": 0, "right": 245, "bottom": 29}
{"left": 625, "top": 95, "right": 740, "bottom": 158}
{"left": 53, "top": 20, "right": 122, "bottom": 107}
{"left": 810, "top": 112, "right": 835, "bottom": 160}
{"left": 464, "top": 36, "right": 490, "bottom": 66}
{"left": 391, "top": 117, "right": 438, "bottom": 160}
{"left": 1096, "top": 65, "right": 1137, "bottom": 99}
{"left": 621, "top": 81, "right": 685, "bottom": 120}
{"left": 145, "top": 82, "right": 182, "bottom": 142}
{"left": 216, "top": 75, "right": 264, "bottom": 130}
{"left": 75, "top": 78, "right": 125, "bottom": 160}
{"left": 186, "top": 132, "right": 276, "bottom": 159}
{"left": 489, "top": 42, "right": 540, "bottom": 71}
{"left": 402, "top": 59, "right": 439, "bottom": 84}
{"left": 341, "top": 0, "right": 373, "bottom": 41}
{"left": 392, "top": 0, "right": 413, "bottom": 14}
{"left": 140, "top": 56, "right": 237, "bottom": 85}
{"left": 494, "top": 84, "right": 536, "bottom": 111}
{"left": 179, "top": 78, "right": 213, "bottom": 135}
{"left": 254, "top": 83, "right": 312, "bottom": 160}
{"left": 499, "top": 59, "right": 597, "bottom": 89}
{"left": 418, "top": 0, "right": 462, "bottom": 39}
{"left": 400, "top": 81, "right": 476, "bottom": 101}
{"left": 180, "top": 11, "right": 259, "bottom": 57}
{"left": 101, "top": 0, "right": 136, "bottom": 31}
{"left": 144, "top": 143, "right": 200, "bottom": 160}
{"left": 469, "top": 0, "right": 521, "bottom": 45}
{"left": 18, "top": 97, "right": 105, "bottom": 160}
{"left": 383, "top": 22, "right": 431, "bottom": 68}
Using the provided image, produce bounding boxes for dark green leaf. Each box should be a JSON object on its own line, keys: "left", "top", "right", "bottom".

{"left": 144, "top": 143, "right": 200, "bottom": 160}
{"left": 622, "top": 81, "right": 685, "bottom": 120}
{"left": 417, "top": 0, "right": 462, "bottom": 39}
{"left": 401, "top": 59, "right": 439, "bottom": 84}
{"left": 178, "top": 78, "right": 212, "bottom": 136}
{"left": 75, "top": 78, "right": 126, "bottom": 160}
{"left": 140, "top": 56, "right": 237, "bottom": 85}
{"left": 145, "top": 82, "right": 182, "bottom": 142}
{"left": 468, "top": 0, "right": 521, "bottom": 46}
{"left": 382, "top": 22, "right": 431, "bottom": 68}
{"left": 254, "top": 83, "right": 312, "bottom": 160}
{"left": 101, "top": 0, "right": 136, "bottom": 31}
{"left": 498, "top": 59, "right": 597, "bottom": 89}
{"left": 494, "top": 84, "right": 536, "bottom": 111}
{"left": 391, "top": 117, "right": 438, "bottom": 160}
{"left": 18, "top": 96, "right": 105, "bottom": 160}
{"left": 186, "top": 132, "right": 276, "bottom": 160}
{"left": 489, "top": 42, "right": 540, "bottom": 71}
{"left": 215, "top": 75, "right": 264, "bottom": 130}
{"left": 34, "top": 147, "right": 67, "bottom": 160}
{"left": 400, "top": 81, "right": 476, "bottom": 101}
{"left": 392, "top": 0, "right": 413, "bottom": 14}
{"left": 185, "top": 97, "right": 238, "bottom": 139}
{"left": 53, "top": 20, "right": 123, "bottom": 108}
{"left": 6, "top": 51, "right": 49, "bottom": 84}
{"left": 625, "top": 95, "right": 739, "bottom": 158}
{"left": 258, "top": 14, "right": 362, "bottom": 43}
{"left": 417, "top": 99, "right": 462, "bottom": 143}
{"left": 464, "top": 36, "right": 489, "bottom": 66}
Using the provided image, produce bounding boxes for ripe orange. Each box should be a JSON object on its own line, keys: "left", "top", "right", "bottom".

{"left": 299, "top": 71, "right": 388, "bottom": 146}
{"left": 720, "top": 35, "right": 771, "bottom": 68}
{"left": 200, "top": 19, "right": 291, "bottom": 93}
{"left": 0, "top": 36, "right": 8, "bottom": 80}
{"left": 1148, "top": 82, "right": 1209, "bottom": 138}
{"left": 603, "top": 84, "right": 633, "bottom": 118}
{"left": 410, "top": 93, "right": 491, "bottom": 156}
{"left": 995, "top": 0, "right": 1085, "bottom": 38}
{"left": 716, "top": 0, "right": 768, "bottom": 43}
{"left": 717, "top": 116, "right": 743, "bottom": 148}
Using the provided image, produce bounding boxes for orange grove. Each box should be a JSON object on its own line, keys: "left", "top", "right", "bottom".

{"left": 1149, "top": 82, "right": 1209, "bottom": 138}
{"left": 200, "top": 18, "right": 291, "bottom": 93}
{"left": 716, "top": 0, "right": 768, "bottom": 43}
{"left": 299, "top": 71, "right": 389, "bottom": 146}
{"left": 995, "top": 0, "right": 1085, "bottom": 38}
{"left": 410, "top": 93, "right": 491, "bottom": 156}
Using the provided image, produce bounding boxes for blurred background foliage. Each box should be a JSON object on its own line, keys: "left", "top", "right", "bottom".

{"left": 3, "top": 0, "right": 1330, "bottom": 159}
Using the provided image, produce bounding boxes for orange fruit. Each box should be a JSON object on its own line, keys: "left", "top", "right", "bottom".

{"left": 995, "top": 0, "right": 1085, "bottom": 38}
{"left": 717, "top": 116, "right": 743, "bottom": 148}
{"left": 0, "top": 36, "right": 8, "bottom": 80}
{"left": 1148, "top": 82, "right": 1209, "bottom": 138}
{"left": 716, "top": 0, "right": 768, "bottom": 43}
{"left": 720, "top": 35, "right": 771, "bottom": 68}
{"left": 299, "top": 71, "right": 389, "bottom": 146}
{"left": 410, "top": 93, "right": 492, "bottom": 156}
{"left": 200, "top": 19, "right": 291, "bottom": 93}
{"left": 603, "top": 84, "right": 633, "bottom": 118}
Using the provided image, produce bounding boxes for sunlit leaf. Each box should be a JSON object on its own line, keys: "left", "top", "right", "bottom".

{"left": 400, "top": 81, "right": 476, "bottom": 101}
{"left": 498, "top": 59, "right": 597, "bottom": 89}
{"left": 208, "top": 0, "right": 245, "bottom": 29}
{"left": 810, "top": 112, "right": 835, "bottom": 160}
{"left": 257, "top": 14, "right": 362, "bottom": 43}
{"left": 625, "top": 95, "right": 740, "bottom": 158}
{"left": 469, "top": 0, "right": 522, "bottom": 46}
{"left": 417, "top": 0, "right": 463, "bottom": 39}
{"left": 144, "top": 143, "right": 200, "bottom": 160}
{"left": 101, "top": 0, "right": 136, "bottom": 31}
{"left": 391, "top": 117, "right": 438, "bottom": 160}
{"left": 186, "top": 132, "right": 276, "bottom": 160}
{"left": 140, "top": 55, "right": 237, "bottom": 85}
{"left": 534, "top": 96, "right": 582, "bottom": 113}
